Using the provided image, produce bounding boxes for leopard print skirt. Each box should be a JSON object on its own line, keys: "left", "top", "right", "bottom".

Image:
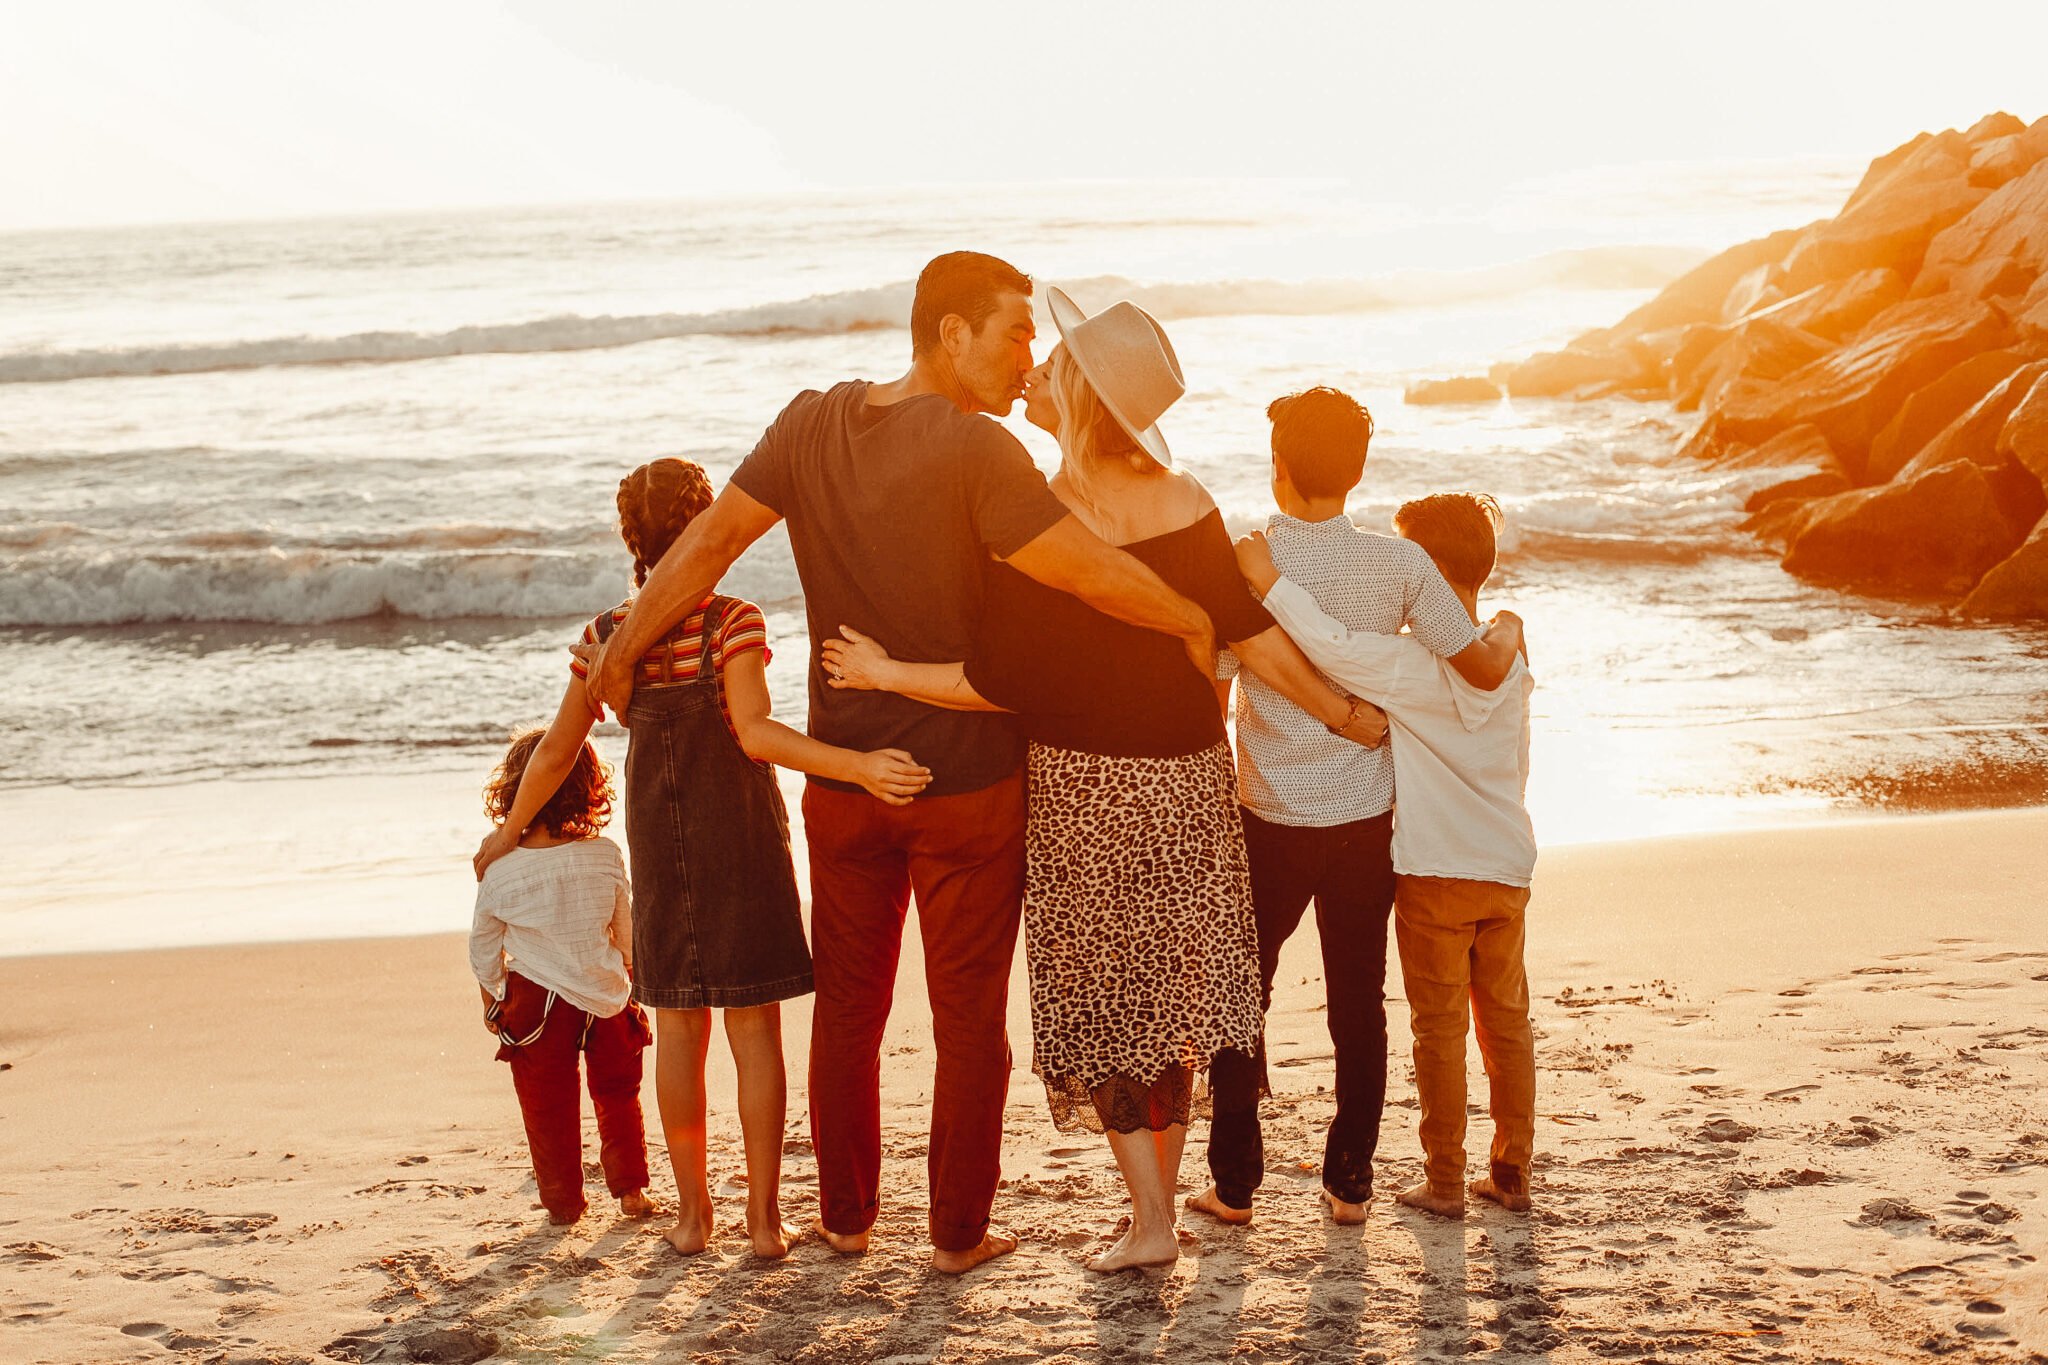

{"left": 1024, "top": 739, "right": 1265, "bottom": 1134}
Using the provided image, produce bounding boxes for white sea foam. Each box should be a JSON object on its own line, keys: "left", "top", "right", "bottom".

{"left": 0, "top": 245, "right": 1701, "bottom": 386}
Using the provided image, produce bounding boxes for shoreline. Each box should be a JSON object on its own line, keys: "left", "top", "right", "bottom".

{"left": 3, "top": 809, "right": 2045, "bottom": 1362}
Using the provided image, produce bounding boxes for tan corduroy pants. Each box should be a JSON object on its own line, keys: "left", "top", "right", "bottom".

{"left": 1393, "top": 874, "right": 1536, "bottom": 1197}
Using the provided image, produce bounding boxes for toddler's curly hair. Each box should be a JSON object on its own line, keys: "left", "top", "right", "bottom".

{"left": 483, "top": 728, "right": 613, "bottom": 840}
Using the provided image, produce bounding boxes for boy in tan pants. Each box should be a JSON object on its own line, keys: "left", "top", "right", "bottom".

{"left": 1234, "top": 492, "right": 1536, "bottom": 1217}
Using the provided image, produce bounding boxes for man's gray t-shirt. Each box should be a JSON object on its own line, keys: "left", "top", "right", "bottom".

{"left": 731, "top": 380, "right": 1067, "bottom": 797}
{"left": 1219, "top": 513, "right": 1479, "bottom": 825}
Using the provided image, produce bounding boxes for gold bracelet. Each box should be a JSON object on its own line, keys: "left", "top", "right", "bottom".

{"left": 1325, "top": 697, "right": 1368, "bottom": 736}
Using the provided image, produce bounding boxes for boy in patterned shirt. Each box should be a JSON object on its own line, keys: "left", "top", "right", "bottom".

{"left": 1189, "top": 387, "right": 1524, "bottom": 1226}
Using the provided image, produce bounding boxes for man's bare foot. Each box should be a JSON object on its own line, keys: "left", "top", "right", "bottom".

{"left": 748, "top": 1218, "right": 805, "bottom": 1259}
{"left": 932, "top": 1229, "right": 1017, "bottom": 1275}
{"left": 1469, "top": 1174, "right": 1532, "bottom": 1212}
{"left": 1087, "top": 1222, "right": 1179, "bottom": 1274}
{"left": 808, "top": 1217, "right": 870, "bottom": 1256}
{"left": 1184, "top": 1184, "right": 1253, "bottom": 1226}
{"left": 660, "top": 1207, "right": 714, "bottom": 1255}
{"left": 1322, "top": 1189, "right": 1372, "bottom": 1225}
{"left": 546, "top": 1207, "right": 583, "bottom": 1227}
{"left": 1396, "top": 1179, "right": 1466, "bottom": 1219}
{"left": 619, "top": 1190, "right": 660, "bottom": 1219}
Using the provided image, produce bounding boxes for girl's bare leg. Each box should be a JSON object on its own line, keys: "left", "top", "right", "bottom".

{"left": 723, "top": 1002, "right": 802, "bottom": 1259}
{"left": 1091, "top": 1128, "right": 1181, "bottom": 1273}
{"left": 654, "top": 1008, "right": 715, "bottom": 1254}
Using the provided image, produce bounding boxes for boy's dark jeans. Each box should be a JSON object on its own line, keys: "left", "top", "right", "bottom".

{"left": 1207, "top": 808, "right": 1396, "bottom": 1208}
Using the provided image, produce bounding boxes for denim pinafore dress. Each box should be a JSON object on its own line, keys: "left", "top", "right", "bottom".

{"left": 605, "top": 596, "right": 814, "bottom": 1010}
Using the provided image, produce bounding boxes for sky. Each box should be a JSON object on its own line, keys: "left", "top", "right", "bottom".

{"left": 4, "top": 0, "right": 2047, "bottom": 232}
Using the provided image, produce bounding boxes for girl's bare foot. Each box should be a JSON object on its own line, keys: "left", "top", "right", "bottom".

{"left": 1396, "top": 1179, "right": 1466, "bottom": 1219}
{"left": 1183, "top": 1184, "right": 1253, "bottom": 1225}
{"left": 748, "top": 1217, "right": 804, "bottom": 1259}
{"left": 932, "top": 1229, "right": 1017, "bottom": 1275}
{"left": 808, "top": 1217, "right": 870, "bottom": 1255}
{"left": 1087, "top": 1221, "right": 1179, "bottom": 1273}
{"left": 1469, "top": 1174, "right": 1532, "bottom": 1212}
{"left": 619, "top": 1190, "right": 660, "bottom": 1219}
{"left": 1322, "top": 1189, "right": 1372, "bottom": 1225}
{"left": 661, "top": 1206, "right": 714, "bottom": 1255}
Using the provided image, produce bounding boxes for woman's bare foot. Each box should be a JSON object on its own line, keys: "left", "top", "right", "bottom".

{"left": 932, "top": 1229, "right": 1017, "bottom": 1275}
{"left": 1183, "top": 1184, "right": 1253, "bottom": 1225}
{"left": 619, "top": 1190, "right": 660, "bottom": 1219}
{"left": 748, "top": 1217, "right": 804, "bottom": 1259}
{"left": 1396, "top": 1179, "right": 1466, "bottom": 1219}
{"left": 1322, "top": 1189, "right": 1372, "bottom": 1225}
{"left": 1469, "top": 1174, "right": 1532, "bottom": 1212}
{"left": 1087, "top": 1222, "right": 1179, "bottom": 1273}
{"left": 808, "top": 1217, "right": 870, "bottom": 1256}
{"left": 660, "top": 1206, "right": 714, "bottom": 1255}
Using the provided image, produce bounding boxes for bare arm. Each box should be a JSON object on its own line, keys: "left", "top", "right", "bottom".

{"left": 1231, "top": 625, "right": 1389, "bottom": 749}
{"left": 1446, "top": 626, "right": 1521, "bottom": 691}
{"left": 1002, "top": 515, "right": 1215, "bottom": 676}
{"left": 588, "top": 485, "right": 781, "bottom": 718}
{"left": 472, "top": 681, "right": 598, "bottom": 879}
{"left": 721, "top": 649, "right": 934, "bottom": 804}
{"left": 820, "top": 626, "right": 1006, "bottom": 713}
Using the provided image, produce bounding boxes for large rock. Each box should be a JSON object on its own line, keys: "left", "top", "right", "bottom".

{"left": 1782, "top": 458, "right": 2025, "bottom": 595}
{"left": 1683, "top": 317, "right": 1836, "bottom": 412}
{"left": 2017, "top": 272, "right": 2048, "bottom": 344}
{"left": 1779, "top": 132, "right": 1986, "bottom": 294}
{"left": 1744, "top": 468, "right": 1852, "bottom": 513}
{"left": 1573, "top": 227, "right": 1805, "bottom": 350}
{"left": 1496, "top": 345, "right": 1648, "bottom": 399}
{"left": 1721, "top": 423, "right": 1841, "bottom": 471}
{"left": 1746, "top": 267, "right": 1907, "bottom": 342}
{"left": 1404, "top": 375, "right": 1500, "bottom": 405}
{"left": 1865, "top": 349, "right": 2036, "bottom": 484}
{"left": 1895, "top": 359, "right": 2048, "bottom": 483}
{"left": 1959, "top": 515, "right": 2048, "bottom": 618}
{"left": 1965, "top": 112, "right": 2029, "bottom": 144}
{"left": 1912, "top": 156, "right": 2048, "bottom": 302}
{"left": 1842, "top": 132, "right": 1934, "bottom": 212}
{"left": 1998, "top": 369, "right": 2048, "bottom": 488}
{"left": 1714, "top": 294, "right": 2011, "bottom": 478}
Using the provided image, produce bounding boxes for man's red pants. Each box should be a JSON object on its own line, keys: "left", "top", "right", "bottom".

{"left": 801, "top": 773, "right": 1025, "bottom": 1253}
{"left": 498, "top": 973, "right": 651, "bottom": 1221}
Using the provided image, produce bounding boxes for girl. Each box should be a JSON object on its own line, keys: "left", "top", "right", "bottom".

{"left": 472, "top": 728, "right": 656, "bottom": 1227}
{"left": 476, "top": 457, "right": 931, "bottom": 1258}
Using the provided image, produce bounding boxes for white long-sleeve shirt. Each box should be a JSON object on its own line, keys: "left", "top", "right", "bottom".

{"left": 1264, "top": 576, "right": 1537, "bottom": 888}
{"left": 470, "top": 837, "right": 634, "bottom": 1017}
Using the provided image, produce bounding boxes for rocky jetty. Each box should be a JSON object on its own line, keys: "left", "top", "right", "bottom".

{"left": 1415, "top": 113, "right": 2048, "bottom": 618}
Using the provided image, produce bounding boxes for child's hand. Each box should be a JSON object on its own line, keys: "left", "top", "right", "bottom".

{"left": 474, "top": 824, "right": 519, "bottom": 881}
{"left": 1486, "top": 610, "right": 1527, "bottom": 664}
{"left": 821, "top": 626, "right": 896, "bottom": 693}
{"left": 1233, "top": 532, "right": 1281, "bottom": 596}
{"left": 854, "top": 749, "right": 933, "bottom": 806}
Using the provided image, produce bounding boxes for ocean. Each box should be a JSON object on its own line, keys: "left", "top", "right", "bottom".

{"left": 6, "top": 166, "right": 2048, "bottom": 950}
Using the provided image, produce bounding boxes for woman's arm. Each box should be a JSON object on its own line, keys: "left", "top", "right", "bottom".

{"left": 1230, "top": 626, "right": 1389, "bottom": 749}
{"left": 473, "top": 681, "right": 599, "bottom": 879}
{"left": 722, "top": 650, "right": 933, "bottom": 805}
{"left": 820, "top": 626, "right": 1009, "bottom": 713}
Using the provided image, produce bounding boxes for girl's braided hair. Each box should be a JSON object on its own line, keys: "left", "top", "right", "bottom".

{"left": 617, "top": 458, "right": 716, "bottom": 587}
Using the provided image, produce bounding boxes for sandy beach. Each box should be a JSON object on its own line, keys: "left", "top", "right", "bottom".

{"left": 3, "top": 805, "right": 2044, "bottom": 1364}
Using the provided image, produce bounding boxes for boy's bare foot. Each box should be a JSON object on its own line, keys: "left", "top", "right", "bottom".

{"left": 619, "top": 1190, "right": 660, "bottom": 1219}
{"left": 1087, "top": 1223, "right": 1178, "bottom": 1274}
{"left": 932, "top": 1229, "right": 1017, "bottom": 1275}
{"left": 660, "top": 1207, "right": 714, "bottom": 1255}
{"left": 808, "top": 1217, "right": 870, "bottom": 1255}
{"left": 1396, "top": 1179, "right": 1466, "bottom": 1219}
{"left": 1469, "top": 1174, "right": 1532, "bottom": 1212}
{"left": 1183, "top": 1184, "right": 1253, "bottom": 1225}
{"left": 1322, "top": 1189, "right": 1372, "bottom": 1225}
{"left": 748, "top": 1219, "right": 804, "bottom": 1259}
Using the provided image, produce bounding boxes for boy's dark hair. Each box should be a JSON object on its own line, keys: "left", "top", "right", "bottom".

{"left": 484, "top": 728, "right": 614, "bottom": 840}
{"left": 910, "top": 251, "right": 1031, "bottom": 356}
{"left": 1267, "top": 386, "right": 1375, "bottom": 500}
{"left": 1393, "top": 492, "right": 1505, "bottom": 593}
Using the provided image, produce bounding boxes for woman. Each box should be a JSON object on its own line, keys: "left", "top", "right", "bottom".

{"left": 822, "top": 288, "right": 1381, "bottom": 1272}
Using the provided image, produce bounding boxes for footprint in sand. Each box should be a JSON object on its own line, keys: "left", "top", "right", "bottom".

{"left": 1765, "top": 1084, "right": 1820, "bottom": 1101}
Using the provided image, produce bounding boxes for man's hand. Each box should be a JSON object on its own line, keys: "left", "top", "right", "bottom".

{"left": 1233, "top": 531, "right": 1281, "bottom": 597}
{"left": 574, "top": 639, "right": 632, "bottom": 722}
{"left": 474, "top": 824, "right": 519, "bottom": 881}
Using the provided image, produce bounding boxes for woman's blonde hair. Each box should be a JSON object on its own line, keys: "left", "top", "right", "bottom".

{"left": 1048, "top": 346, "right": 1163, "bottom": 523}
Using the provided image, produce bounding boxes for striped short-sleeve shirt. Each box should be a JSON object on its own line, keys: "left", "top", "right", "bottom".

{"left": 569, "top": 594, "right": 770, "bottom": 736}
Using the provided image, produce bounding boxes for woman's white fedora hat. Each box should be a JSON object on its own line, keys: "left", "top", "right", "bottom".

{"left": 1045, "top": 285, "right": 1183, "bottom": 468}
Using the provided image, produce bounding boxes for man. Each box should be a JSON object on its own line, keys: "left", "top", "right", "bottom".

{"left": 584, "top": 251, "right": 1214, "bottom": 1274}
{"left": 1189, "top": 387, "right": 1522, "bottom": 1228}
